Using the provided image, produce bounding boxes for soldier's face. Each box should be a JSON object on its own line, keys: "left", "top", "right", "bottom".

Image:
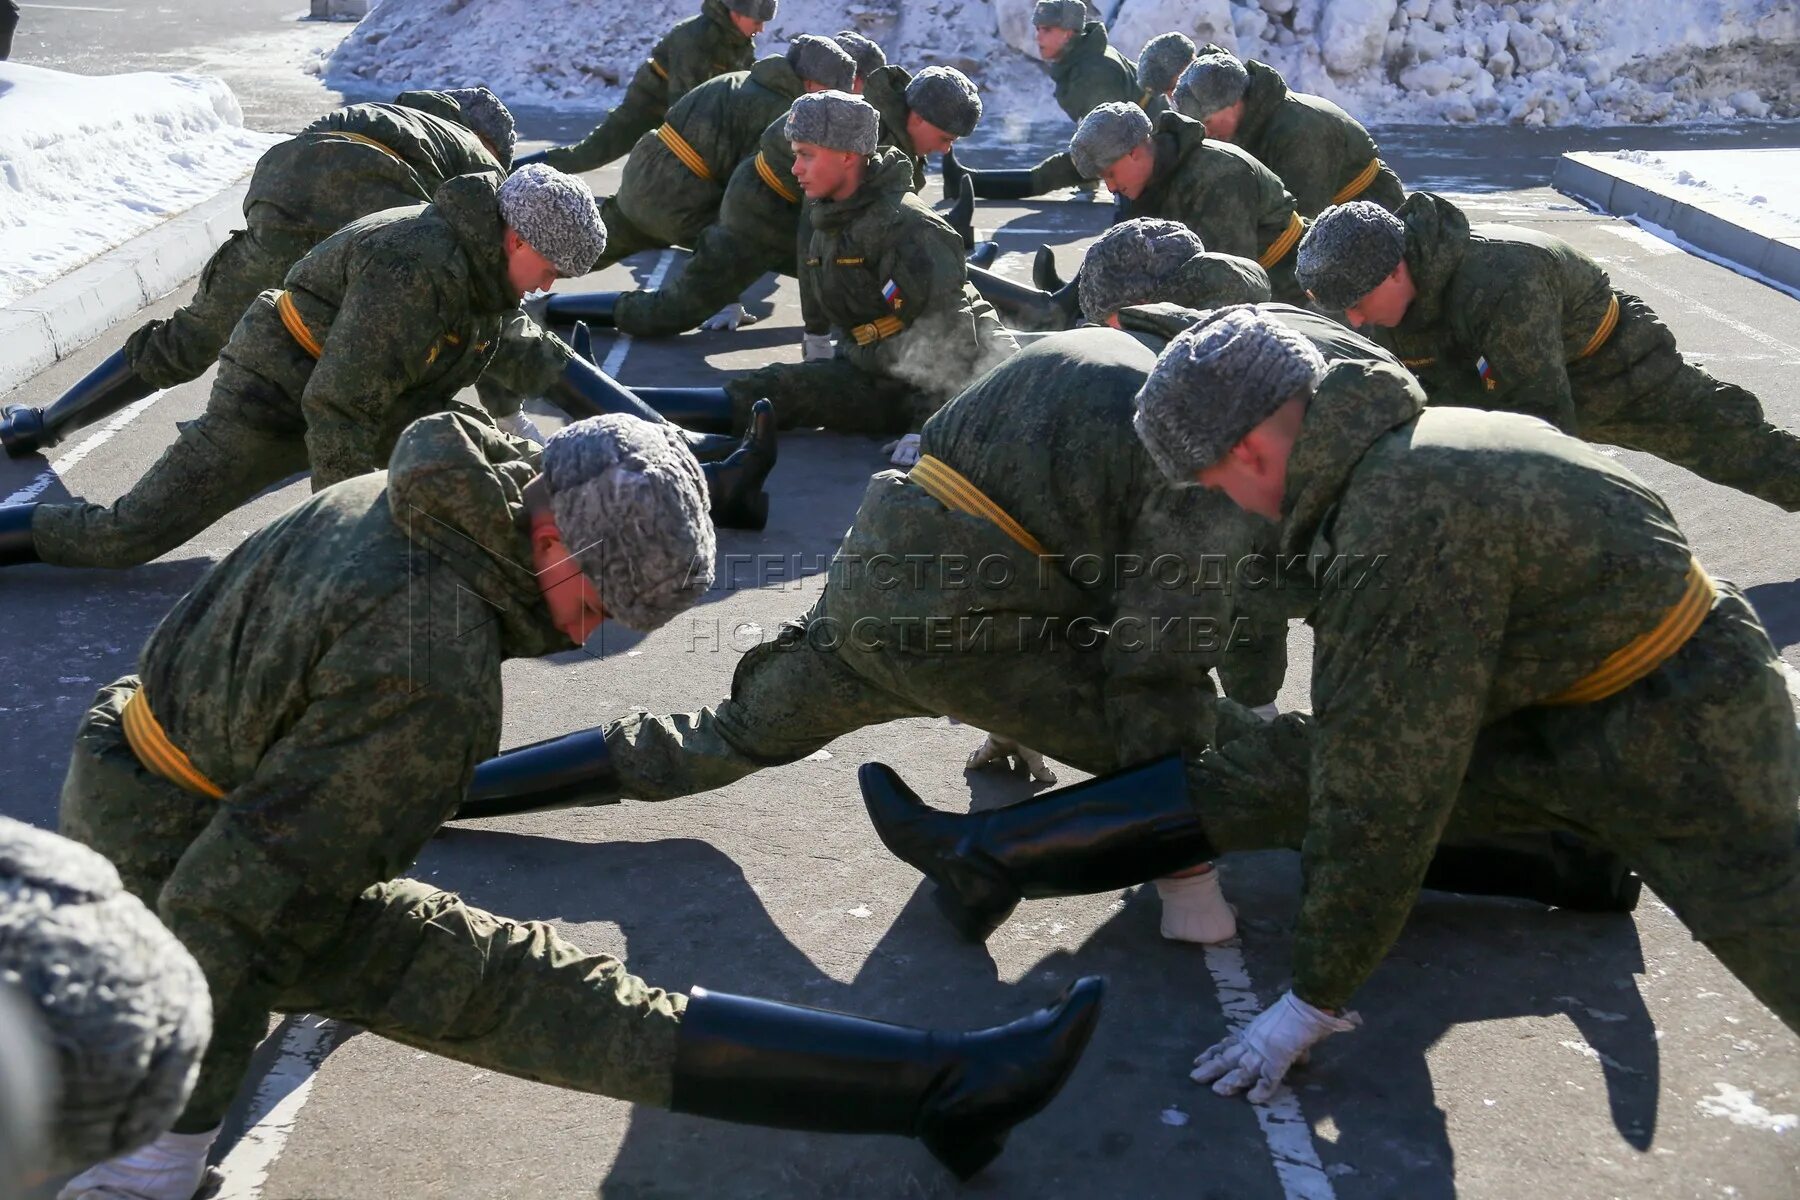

{"left": 1035, "top": 25, "right": 1076, "bottom": 61}
{"left": 729, "top": 13, "right": 765, "bottom": 37}
{"left": 530, "top": 516, "right": 608, "bottom": 646}
{"left": 1341, "top": 267, "right": 1413, "bottom": 330}
{"left": 1201, "top": 100, "right": 1246, "bottom": 142}
{"left": 905, "top": 113, "right": 956, "bottom": 157}
{"left": 791, "top": 141, "right": 860, "bottom": 200}
{"left": 502, "top": 230, "right": 560, "bottom": 300}
{"left": 1099, "top": 143, "right": 1156, "bottom": 200}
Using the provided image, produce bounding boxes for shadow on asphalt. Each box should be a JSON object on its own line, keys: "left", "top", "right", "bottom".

{"left": 1744, "top": 580, "right": 1800, "bottom": 653}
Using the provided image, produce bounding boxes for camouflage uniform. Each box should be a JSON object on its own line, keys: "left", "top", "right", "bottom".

{"left": 59, "top": 413, "right": 687, "bottom": 1133}
{"left": 724, "top": 149, "right": 1016, "bottom": 436}
{"left": 1228, "top": 59, "right": 1404, "bottom": 218}
{"left": 607, "top": 327, "right": 1280, "bottom": 801}
{"left": 1172, "top": 352, "right": 1800, "bottom": 1023}
{"left": 123, "top": 91, "right": 504, "bottom": 391}
{"left": 30, "top": 173, "right": 553, "bottom": 568}
{"left": 538, "top": 0, "right": 756, "bottom": 174}
{"left": 1389, "top": 192, "right": 1800, "bottom": 511}
{"left": 595, "top": 56, "right": 807, "bottom": 270}
{"left": 612, "top": 64, "right": 929, "bottom": 339}
{"left": 1047, "top": 20, "right": 1139, "bottom": 122}
{"left": 1123, "top": 112, "right": 1307, "bottom": 305}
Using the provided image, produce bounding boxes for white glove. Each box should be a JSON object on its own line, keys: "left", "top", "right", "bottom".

{"left": 1250, "top": 702, "right": 1279, "bottom": 722}
{"left": 1156, "top": 867, "right": 1237, "bottom": 944}
{"left": 965, "top": 733, "right": 1058, "bottom": 783}
{"left": 700, "top": 302, "right": 759, "bottom": 332}
{"left": 1191, "top": 991, "right": 1361, "bottom": 1103}
{"left": 58, "top": 1127, "right": 219, "bottom": 1200}
{"left": 802, "top": 332, "right": 835, "bottom": 361}
{"left": 886, "top": 432, "right": 922, "bottom": 467}
{"left": 498, "top": 409, "right": 546, "bottom": 445}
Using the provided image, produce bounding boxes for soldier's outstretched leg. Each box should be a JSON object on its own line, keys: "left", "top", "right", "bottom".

{"left": 1, "top": 349, "right": 157, "bottom": 460}
{"left": 942, "top": 148, "right": 1084, "bottom": 201}
{"left": 723, "top": 360, "right": 918, "bottom": 436}
{"left": 613, "top": 222, "right": 779, "bottom": 338}
{"left": 272, "top": 879, "right": 1104, "bottom": 1180}
{"left": 966, "top": 264, "right": 1083, "bottom": 333}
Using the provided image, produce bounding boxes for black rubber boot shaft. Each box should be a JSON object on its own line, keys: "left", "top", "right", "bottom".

{"left": 944, "top": 175, "right": 976, "bottom": 250}
{"left": 1033, "top": 245, "right": 1066, "bottom": 293}
{"left": 671, "top": 975, "right": 1105, "bottom": 1180}
{"left": 631, "top": 388, "right": 738, "bottom": 434}
{"left": 966, "top": 265, "right": 1078, "bottom": 333}
{"left": 3, "top": 348, "right": 156, "bottom": 458}
{"left": 965, "top": 241, "right": 1001, "bottom": 269}
{"left": 545, "top": 291, "right": 619, "bottom": 328}
{"left": 1422, "top": 832, "right": 1643, "bottom": 913}
{"left": 702, "top": 398, "right": 777, "bottom": 531}
{"left": 453, "top": 728, "right": 620, "bottom": 821}
{"left": 0, "top": 504, "right": 39, "bottom": 567}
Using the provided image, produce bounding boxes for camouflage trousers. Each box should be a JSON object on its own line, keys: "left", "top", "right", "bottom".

{"left": 723, "top": 357, "right": 927, "bottom": 438}
{"left": 1184, "top": 583, "right": 1800, "bottom": 1025}
{"left": 123, "top": 221, "right": 319, "bottom": 390}
{"left": 613, "top": 221, "right": 791, "bottom": 338}
{"left": 593, "top": 192, "right": 721, "bottom": 274}
{"left": 1575, "top": 295, "right": 1800, "bottom": 512}
{"left": 60, "top": 678, "right": 684, "bottom": 1133}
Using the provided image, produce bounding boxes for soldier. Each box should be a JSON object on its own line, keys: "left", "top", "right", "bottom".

{"left": 0, "top": 166, "right": 775, "bottom": 572}
{"left": 1174, "top": 46, "right": 1405, "bottom": 218}
{"left": 1068, "top": 102, "right": 1308, "bottom": 304}
{"left": 1297, "top": 196, "right": 1800, "bottom": 511}
{"left": 939, "top": 0, "right": 1136, "bottom": 202}
{"left": 1, "top": 87, "right": 520, "bottom": 457}
{"left": 861, "top": 305, "right": 1800, "bottom": 1103}
{"left": 718, "top": 92, "right": 1015, "bottom": 449}
{"left": 1137, "top": 32, "right": 1196, "bottom": 121}
{"left": 834, "top": 27, "right": 887, "bottom": 88}
{"left": 517, "top": 0, "right": 770, "bottom": 174}
{"left": 49, "top": 410, "right": 1102, "bottom": 1199}
{"left": 0, "top": 818, "right": 210, "bottom": 1196}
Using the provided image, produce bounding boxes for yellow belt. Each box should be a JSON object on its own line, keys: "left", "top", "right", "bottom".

{"left": 647, "top": 57, "right": 670, "bottom": 82}
{"left": 122, "top": 688, "right": 224, "bottom": 800}
{"left": 656, "top": 123, "right": 713, "bottom": 181}
{"left": 1541, "top": 561, "right": 1716, "bottom": 705}
{"left": 321, "top": 130, "right": 405, "bottom": 165}
{"left": 908, "top": 455, "right": 1049, "bottom": 558}
{"left": 275, "top": 290, "right": 323, "bottom": 359}
{"left": 1258, "top": 211, "right": 1305, "bottom": 269}
{"left": 755, "top": 151, "right": 799, "bottom": 203}
{"left": 1331, "top": 158, "right": 1383, "bottom": 205}
{"left": 1573, "top": 293, "right": 1620, "bottom": 361}
{"left": 849, "top": 314, "right": 904, "bottom": 346}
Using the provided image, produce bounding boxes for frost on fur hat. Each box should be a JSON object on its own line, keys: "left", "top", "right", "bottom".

{"left": 1137, "top": 32, "right": 1197, "bottom": 95}
{"left": 1069, "top": 100, "right": 1153, "bottom": 179}
{"left": 787, "top": 33, "right": 857, "bottom": 92}
{"left": 905, "top": 66, "right": 983, "bottom": 138}
{"left": 1079, "top": 217, "right": 1206, "bottom": 323}
{"left": 1175, "top": 49, "right": 1250, "bottom": 122}
{"left": 1133, "top": 304, "right": 1327, "bottom": 481}
{"left": 442, "top": 86, "right": 516, "bottom": 166}
{"left": 498, "top": 165, "right": 606, "bottom": 277}
{"left": 1032, "top": 0, "right": 1088, "bottom": 32}
{"left": 1296, "top": 200, "right": 1408, "bottom": 311}
{"left": 834, "top": 29, "right": 886, "bottom": 79}
{"left": 724, "top": 0, "right": 778, "bottom": 20}
{"left": 542, "top": 415, "right": 716, "bottom": 632}
{"left": 784, "top": 90, "right": 880, "bottom": 155}
{"left": 0, "top": 816, "right": 212, "bottom": 1175}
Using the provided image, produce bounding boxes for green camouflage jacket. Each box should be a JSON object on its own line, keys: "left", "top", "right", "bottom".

{"left": 1230, "top": 59, "right": 1403, "bottom": 217}
{"left": 1393, "top": 191, "right": 1618, "bottom": 433}
{"left": 217, "top": 172, "right": 524, "bottom": 489}
{"left": 862, "top": 65, "right": 930, "bottom": 190}
{"left": 1272, "top": 350, "right": 1700, "bottom": 1009}
{"left": 798, "top": 148, "right": 1001, "bottom": 403}
{"left": 1047, "top": 21, "right": 1139, "bottom": 122}
{"left": 1123, "top": 112, "right": 1299, "bottom": 270}
{"left": 138, "top": 411, "right": 566, "bottom": 1024}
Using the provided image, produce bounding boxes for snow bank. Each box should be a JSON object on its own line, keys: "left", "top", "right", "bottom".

{"left": 1578, "top": 147, "right": 1800, "bottom": 229}
{"left": 323, "top": 0, "right": 1800, "bottom": 128}
{"left": 0, "top": 63, "right": 279, "bottom": 307}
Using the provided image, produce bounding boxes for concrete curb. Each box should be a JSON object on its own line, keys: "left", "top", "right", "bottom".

{"left": 0, "top": 180, "right": 249, "bottom": 399}
{"left": 1553, "top": 151, "right": 1800, "bottom": 296}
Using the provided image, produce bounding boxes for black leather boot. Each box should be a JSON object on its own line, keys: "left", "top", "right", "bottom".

{"left": 859, "top": 756, "right": 1214, "bottom": 942}
{"left": 942, "top": 147, "right": 1042, "bottom": 202}
{"left": 544, "top": 291, "right": 618, "bottom": 328}
{"left": 1423, "top": 832, "right": 1642, "bottom": 913}
{"left": 454, "top": 728, "right": 620, "bottom": 822}
{"left": 1033, "top": 245, "right": 1066, "bottom": 293}
{"left": 671, "top": 975, "right": 1105, "bottom": 1180}
{"left": 965, "top": 241, "right": 1001, "bottom": 269}
{"left": 2, "top": 349, "right": 157, "bottom": 458}
{"left": 544, "top": 337, "right": 740, "bottom": 462}
{"left": 630, "top": 388, "right": 738, "bottom": 434}
{"left": 940, "top": 146, "right": 968, "bottom": 200}
{"left": 965, "top": 265, "right": 1081, "bottom": 333}
{"left": 0, "top": 504, "right": 39, "bottom": 567}
{"left": 701, "top": 399, "right": 776, "bottom": 531}
{"left": 944, "top": 175, "right": 976, "bottom": 250}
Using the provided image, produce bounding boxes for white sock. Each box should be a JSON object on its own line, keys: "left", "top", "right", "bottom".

{"left": 1156, "top": 868, "right": 1237, "bottom": 945}
{"left": 57, "top": 1127, "right": 218, "bottom": 1200}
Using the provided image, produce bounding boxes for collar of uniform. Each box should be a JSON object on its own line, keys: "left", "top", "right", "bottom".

{"left": 432, "top": 172, "right": 516, "bottom": 314}
{"left": 1049, "top": 20, "right": 1107, "bottom": 81}
{"left": 1394, "top": 191, "right": 1470, "bottom": 335}
{"left": 864, "top": 65, "right": 923, "bottom": 169}
{"left": 702, "top": 0, "right": 748, "bottom": 43}
{"left": 1234, "top": 59, "right": 1286, "bottom": 151}
{"left": 807, "top": 147, "right": 917, "bottom": 231}
{"left": 749, "top": 53, "right": 804, "bottom": 100}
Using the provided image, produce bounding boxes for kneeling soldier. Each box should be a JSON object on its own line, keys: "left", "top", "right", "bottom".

{"left": 1298, "top": 196, "right": 1800, "bottom": 511}
{"left": 54, "top": 411, "right": 1103, "bottom": 1199}
{"left": 861, "top": 305, "right": 1800, "bottom": 1104}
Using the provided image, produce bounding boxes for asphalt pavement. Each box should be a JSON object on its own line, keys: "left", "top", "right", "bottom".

{"left": 4, "top": 17, "right": 1800, "bottom": 1200}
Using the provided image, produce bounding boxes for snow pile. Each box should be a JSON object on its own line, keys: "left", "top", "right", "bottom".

{"left": 1582, "top": 147, "right": 1800, "bottom": 229}
{"left": 322, "top": 0, "right": 1800, "bottom": 127}
{"left": 0, "top": 62, "right": 279, "bottom": 307}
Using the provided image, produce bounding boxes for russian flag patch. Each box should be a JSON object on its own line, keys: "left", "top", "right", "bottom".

{"left": 882, "top": 278, "right": 903, "bottom": 312}
{"left": 1477, "top": 355, "right": 1497, "bottom": 390}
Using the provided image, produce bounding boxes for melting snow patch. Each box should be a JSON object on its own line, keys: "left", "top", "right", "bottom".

{"left": 1160, "top": 1107, "right": 1190, "bottom": 1127}
{"left": 1695, "top": 1083, "right": 1797, "bottom": 1133}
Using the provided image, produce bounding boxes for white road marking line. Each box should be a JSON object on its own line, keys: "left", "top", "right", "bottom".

{"left": 1605, "top": 256, "right": 1800, "bottom": 361}
{"left": 600, "top": 249, "right": 677, "bottom": 377}
{"left": 20, "top": 3, "right": 126, "bottom": 9}
{"left": 1201, "top": 944, "right": 1340, "bottom": 1200}
{"left": 3, "top": 391, "right": 163, "bottom": 504}
{"left": 1597, "top": 224, "right": 1683, "bottom": 257}
{"left": 213, "top": 1016, "right": 338, "bottom": 1200}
